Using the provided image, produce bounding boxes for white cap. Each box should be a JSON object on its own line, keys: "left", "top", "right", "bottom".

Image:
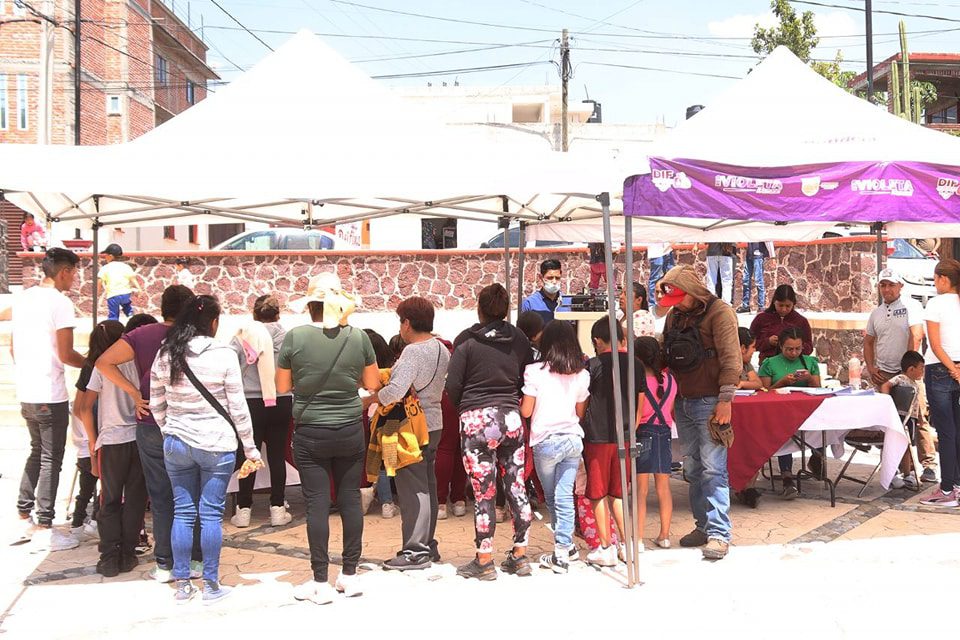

{"left": 878, "top": 268, "right": 903, "bottom": 285}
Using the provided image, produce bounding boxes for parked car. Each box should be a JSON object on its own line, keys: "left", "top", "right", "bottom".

{"left": 823, "top": 227, "right": 937, "bottom": 305}
{"left": 480, "top": 226, "right": 579, "bottom": 249}
{"left": 213, "top": 228, "right": 339, "bottom": 251}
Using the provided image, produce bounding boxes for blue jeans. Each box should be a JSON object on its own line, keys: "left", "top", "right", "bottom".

{"left": 741, "top": 257, "right": 765, "bottom": 308}
{"left": 648, "top": 253, "right": 676, "bottom": 307}
{"left": 106, "top": 293, "right": 133, "bottom": 321}
{"left": 162, "top": 435, "right": 234, "bottom": 582}
{"left": 675, "top": 397, "right": 731, "bottom": 542}
{"left": 532, "top": 434, "right": 583, "bottom": 552}
{"left": 925, "top": 364, "right": 960, "bottom": 492}
{"left": 137, "top": 423, "right": 201, "bottom": 570}
{"left": 17, "top": 402, "right": 69, "bottom": 525}
{"left": 705, "top": 256, "right": 734, "bottom": 304}
{"left": 376, "top": 469, "right": 394, "bottom": 504}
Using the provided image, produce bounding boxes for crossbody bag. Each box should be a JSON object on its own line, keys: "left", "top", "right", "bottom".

{"left": 293, "top": 326, "right": 356, "bottom": 425}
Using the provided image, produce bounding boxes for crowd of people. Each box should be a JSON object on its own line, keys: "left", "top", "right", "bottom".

{"left": 9, "top": 243, "right": 960, "bottom": 606}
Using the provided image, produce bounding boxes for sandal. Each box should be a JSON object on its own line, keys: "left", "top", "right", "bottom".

{"left": 655, "top": 538, "right": 671, "bottom": 549}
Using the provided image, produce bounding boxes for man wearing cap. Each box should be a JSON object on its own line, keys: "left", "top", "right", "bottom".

{"left": 98, "top": 244, "right": 140, "bottom": 321}
{"left": 656, "top": 264, "right": 741, "bottom": 560}
{"left": 864, "top": 269, "right": 937, "bottom": 483}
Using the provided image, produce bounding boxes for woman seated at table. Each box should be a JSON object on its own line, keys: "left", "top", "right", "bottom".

{"left": 758, "top": 327, "right": 822, "bottom": 499}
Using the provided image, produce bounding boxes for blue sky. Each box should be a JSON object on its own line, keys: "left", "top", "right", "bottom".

{"left": 175, "top": 0, "right": 960, "bottom": 125}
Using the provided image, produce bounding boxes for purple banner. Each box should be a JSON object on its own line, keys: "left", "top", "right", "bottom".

{"left": 624, "top": 158, "right": 960, "bottom": 223}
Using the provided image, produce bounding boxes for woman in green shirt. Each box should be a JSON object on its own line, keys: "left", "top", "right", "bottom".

{"left": 276, "top": 274, "right": 380, "bottom": 605}
{"left": 758, "top": 327, "right": 821, "bottom": 499}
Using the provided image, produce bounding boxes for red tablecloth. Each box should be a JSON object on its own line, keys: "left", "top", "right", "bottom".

{"left": 728, "top": 393, "right": 828, "bottom": 491}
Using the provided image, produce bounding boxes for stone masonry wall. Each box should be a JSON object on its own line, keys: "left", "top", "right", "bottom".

{"left": 20, "top": 238, "right": 879, "bottom": 318}
{"left": 0, "top": 217, "right": 7, "bottom": 294}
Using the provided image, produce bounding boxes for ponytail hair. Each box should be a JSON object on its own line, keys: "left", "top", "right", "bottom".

{"left": 160, "top": 294, "right": 221, "bottom": 384}
{"left": 87, "top": 320, "right": 124, "bottom": 367}
{"left": 539, "top": 320, "right": 584, "bottom": 375}
{"left": 634, "top": 336, "right": 665, "bottom": 400}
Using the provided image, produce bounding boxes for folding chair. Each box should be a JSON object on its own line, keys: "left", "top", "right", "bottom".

{"left": 834, "top": 385, "right": 918, "bottom": 497}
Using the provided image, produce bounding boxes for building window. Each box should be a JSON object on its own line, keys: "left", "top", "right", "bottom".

{"left": 16, "top": 74, "right": 27, "bottom": 130}
{"left": 0, "top": 75, "right": 7, "bottom": 130}
{"left": 106, "top": 95, "right": 121, "bottom": 115}
{"left": 186, "top": 80, "right": 195, "bottom": 105}
{"left": 155, "top": 55, "right": 168, "bottom": 86}
{"left": 188, "top": 225, "right": 199, "bottom": 244}
{"left": 163, "top": 226, "right": 176, "bottom": 240}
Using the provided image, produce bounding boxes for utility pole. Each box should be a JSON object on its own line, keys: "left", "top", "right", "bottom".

{"left": 38, "top": 0, "right": 54, "bottom": 144}
{"left": 560, "top": 28, "right": 570, "bottom": 152}
{"left": 74, "top": 0, "right": 81, "bottom": 145}
{"left": 865, "top": 0, "right": 874, "bottom": 103}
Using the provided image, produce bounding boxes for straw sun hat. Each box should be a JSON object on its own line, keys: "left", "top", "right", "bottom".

{"left": 290, "top": 272, "right": 358, "bottom": 329}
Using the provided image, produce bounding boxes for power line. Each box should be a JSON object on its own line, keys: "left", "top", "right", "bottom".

{"left": 208, "top": 0, "right": 273, "bottom": 51}
{"left": 580, "top": 61, "right": 742, "bottom": 80}
{"left": 370, "top": 60, "right": 553, "bottom": 80}
{"left": 793, "top": 1, "right": 960, "bottom": 23}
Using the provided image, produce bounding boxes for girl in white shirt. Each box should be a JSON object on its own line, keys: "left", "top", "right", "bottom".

{"left": 521, "top": 321, "right": 590, "bottom": 573}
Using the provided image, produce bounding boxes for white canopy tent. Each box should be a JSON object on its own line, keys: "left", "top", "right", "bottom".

{"left": 527, "top": 46, "right": 960, "bottom": 243}
{"left": 0, "top": 30, "right": 616, "bottom": 230}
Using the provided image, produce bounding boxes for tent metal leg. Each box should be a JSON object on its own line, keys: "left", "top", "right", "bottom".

{"left": 91, "top": 216, "right": 99, "bottom": 330}
{"left": 501, "top": 198, "right": 511, "bottom": 318}
{"left": 624, "top": 215, "right": 642, "bottom": 585}
{"left": 517, "top": 222, "right": 526, "bottom": 322}
{"left": 601, "top": 192, "right": 638, "bottom": 588}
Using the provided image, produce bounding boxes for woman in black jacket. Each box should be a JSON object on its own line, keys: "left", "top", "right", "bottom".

{"left": 445, "top": 284, "right": 533, "bottom": 581}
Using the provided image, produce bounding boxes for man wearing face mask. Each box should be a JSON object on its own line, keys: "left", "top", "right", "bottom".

{"left": 656, "top": 264, "right": 741, "bottom": 560}
{"left": 521, "top": 259, "right": 569, "bottom": 325}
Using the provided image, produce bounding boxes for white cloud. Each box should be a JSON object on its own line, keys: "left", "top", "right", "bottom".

{"left": 707, "top": 10, "right": 860, "bottom": 41}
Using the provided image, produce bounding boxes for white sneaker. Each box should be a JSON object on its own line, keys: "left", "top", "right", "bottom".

{"left": 269, "top": 505, "right": 293, "bottom": 527}
{"left": 30, "top": 527, "right": 79, "bottom": 553}
{"left": 335, "top": 572, "right": 363, "bottom": 598}
{"left": 294, "top": 580, "right": 336, "bottom": 605}
{"left": 586, "top": 546, "right": 616, "bottom": 567}
{"left": 14, "top": 516, "right": 36, "bottom": 544}
{"left": 381, "top": 503, "right": 399, "bottom": 519}
{"left": 890, "top": 474, "right": 905, "bottom": 489}
{"left": 230, "top": 507, "right": 251, "bottom": 528}
{"left": 83, "top": 520, "right": 99, "bottom": 537}
{"left": 436, "top": 504, "right": 448, "bottom": 520}
{"left": 150, "top": 566, "right": 173, "bottom": 583}
{"left": 903, "top": 474, "right": 920, "bottom": 491}
{"left": 359, "top": 487, "right": 375, "bottom": 515}
{"left": 451, "top": 501, "right": 467, "bottom": 517}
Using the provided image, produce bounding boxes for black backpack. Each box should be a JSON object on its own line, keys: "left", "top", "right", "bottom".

{"left": 664, "top": 298, "right": 717, "bottom": 373}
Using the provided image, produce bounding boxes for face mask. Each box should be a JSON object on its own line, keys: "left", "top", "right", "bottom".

{"left": 543, "top": 282, "right": 561, "bottom": 295}
{"left": 615, "top": 307, "right": 625, "bottom": 322}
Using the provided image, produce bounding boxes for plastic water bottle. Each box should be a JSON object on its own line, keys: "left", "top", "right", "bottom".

{"left": 848, "top": 356, "right": 862, "bottom": 390}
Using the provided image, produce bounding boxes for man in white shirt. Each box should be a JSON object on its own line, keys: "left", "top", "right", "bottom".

{"left": 864, "top": 268, "right": 936, "bottom": 483}
{"left": 11, "top": 248, "right": 86, "bottom": 550}
{"left": 647, "top": 243, "right": 674, "bottom": 309}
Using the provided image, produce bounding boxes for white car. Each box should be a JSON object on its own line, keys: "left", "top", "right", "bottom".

{"left": 213, "top": 228, "right": 340, "bottom": 251}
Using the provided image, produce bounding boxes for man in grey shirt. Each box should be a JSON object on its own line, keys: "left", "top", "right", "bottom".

{"left": 374, "top": 297, "right": 450, "bottom": 570}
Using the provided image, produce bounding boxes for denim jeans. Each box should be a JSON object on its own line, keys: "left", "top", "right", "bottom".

{"left": 18, "top": 402, "right": 69, "bottom": 525}
{"left": 648, "top": 253, "right": 676, "bottom": 307}
{"left": 376, "top": 470, "right": 394, "bottom": 504}
{"left": 137, "top": 423, "right": 201, "bottom": 570}
{"left": 741, "top": 257, "right": 766, "bottom": 308}
{"left": 106, "top": 293, "right": 133, "bottom": 321}
{"left": 705, "top": 256, "right": 734, "bottom": 305}
{"left": 533, "top": 433, "right": 583, "bottom": 552}
{"left": 675, "top": 397, "right": 731, "bottom": 542}
{"left": 924, "top": 364, "right": 960, "bottom": 492}
{"left": 163, "top": 435, "right": 235, "bottom": 582}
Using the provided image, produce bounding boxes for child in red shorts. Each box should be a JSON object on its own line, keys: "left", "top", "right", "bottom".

{"left": 581, "top": 319, "right": 646, "bottom": 567}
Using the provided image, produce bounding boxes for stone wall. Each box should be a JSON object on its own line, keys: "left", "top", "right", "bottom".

{"left": 20, "top": 238, "right": 879, "bottom": 317}
{"left": 0, "top": 217, "right": 6, "bottom": 294}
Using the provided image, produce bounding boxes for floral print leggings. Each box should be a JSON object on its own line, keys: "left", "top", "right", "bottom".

{"left": 460, "top": 406, "right": 532, "bottom": 554}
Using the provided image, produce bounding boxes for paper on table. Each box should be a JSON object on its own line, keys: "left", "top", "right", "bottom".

{"left": 735, "top": 390, "right": 756, "bottom": 396}
{"left": 778, "top": 387, "right": 835, "bottom": 396}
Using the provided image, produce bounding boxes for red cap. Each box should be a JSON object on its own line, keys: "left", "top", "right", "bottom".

{"left": 658, "top": 283, "right": 687, "bottom": 307}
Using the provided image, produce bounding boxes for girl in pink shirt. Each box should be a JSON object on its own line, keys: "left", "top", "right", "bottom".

{"left": 635, "top": 336, "right": 676, "bottom": 549}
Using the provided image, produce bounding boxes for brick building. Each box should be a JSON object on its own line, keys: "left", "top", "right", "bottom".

{"left": 0, "top": 0, "right": 230, "bottom": 285}
{"left": 850, "top": 52, "right": 960, "bottom": 134}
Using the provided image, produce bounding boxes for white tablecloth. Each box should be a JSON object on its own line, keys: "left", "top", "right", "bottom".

{"left": 774, "top": 394, "right": 907, "bottom": 490}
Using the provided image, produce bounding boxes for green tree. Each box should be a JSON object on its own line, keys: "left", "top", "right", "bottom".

{"left": 810, "top": 50, "right": 856, "bottom": 89}
{"left": 751, "top": 0, "right": 819, "bottom": 62}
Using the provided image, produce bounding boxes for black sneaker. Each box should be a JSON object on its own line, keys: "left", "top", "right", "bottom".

{"left": 456, "top": 558, "right": 497, "bottom": 581}
{"left": 781, "top": 479, "right": 799, "bottom": 500}
{"left": 119, "top": 554, "right": 139, "bottom": 573}
{"left": 736, "top": 306, "right": 751, "bottom": 314}
{"left": 383, "top": 553, "right": 431, "bottom": 571}
{"left": 539, "top": 552, "right": 569, "bottom": 574}
{"left": 736, "top": 488, "right": 761, "bottom": 509}
{"left": 96, "top": 555, "right": 120, "bottom": 578}
{"left": 807, "top": 453, "right": 824, "bottom": 480}
{"left": 500, "top": 551, "right": 532, "bottom": 577}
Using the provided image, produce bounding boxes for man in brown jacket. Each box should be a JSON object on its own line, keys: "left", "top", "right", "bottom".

{"left": 656, "top": 265, "right": 741, "bottom": 560}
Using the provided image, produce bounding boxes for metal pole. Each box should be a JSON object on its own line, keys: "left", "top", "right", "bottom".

{"left": 874, "top": 221, "right": 885, "bottom": 276}
{"left": 91, "top": 218, "right": 100, "bottom": 330}
{"left": 601, "top": 192, "right": 636, "bottom": 588}
{"left": 501, "top": 197, "right": 511, "bottom": 317}
{"left": 624, "top": 215, "right": 642, "bottom": 585}
{"left": 865, "top": 0, "right": 874, "bottom": 103}
{"left": 74, "top": 0, "right": 81, "bottom": 145}
{"left": 517, "top": 221, "right": 527, "bottom": 320}
{"left": 560, "top": 29, "right": 570, "bottom": 152}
